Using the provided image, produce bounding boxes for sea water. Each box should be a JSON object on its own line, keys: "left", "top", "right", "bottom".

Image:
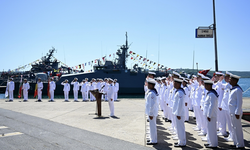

{"left": 238, "top": 78, "right": 250, "bottom": 98}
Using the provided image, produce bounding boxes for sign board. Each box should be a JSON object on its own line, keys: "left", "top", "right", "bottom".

{"left": 195, "top": 29, "right": 213, "bottom": 38}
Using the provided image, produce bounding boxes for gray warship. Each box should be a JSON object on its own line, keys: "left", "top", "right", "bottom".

{"left": 0, "top": 33, "right": 169, "bottom": 96}
{"left": 57, "top": 32, "right": 168, "bottom": 95}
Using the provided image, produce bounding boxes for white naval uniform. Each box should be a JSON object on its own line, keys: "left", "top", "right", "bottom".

{"left": 173, "top": 88, "right": 186, "bottom": 146}
{"left": 49, "top": 81, "right": 56, "bottom": 100}
{"left": 163, "top": 84, "right": 169, "bottom": 119}
{"left": 114, "top": 82, "right": 119, "bottom": 101}
{"left": 228, "top": 85, "right": 244, "bottom": 148}
{"left": 107, "top": 84, "right": 115, "bottom": 116}
{"left": 183, "top": 86, "right": 190, "bottom": 121}
{"left": 203, "top": 90, "right": 218, "bottom": 147}
{"left": 71, "top": 81, "right": 79, "bottom": 101}
{"left": 37, "top": 82, "right": 43, "bottom": 100}
{"left": 213, "top": 81, "right": 224, "bottom": 130}
{"left": 8, "top": 81, "right": 15, "bottom": 100}
{"left": 194, "top": 84, "right": 203, "bottom": 130}
{"left": 22, "top": 82, "right": 30, "bottom": 100}
{"left": 85, "top": 81, "right": 89, "bottom": 99}
{"left": 104, "top": 82, "right": 109, "bottom": 101}
{"left": 80, "top": 82, "right": 87, "bottom": 101}
{"left": 220, "top": 83, "right": 232, "bottom": 136}
{"left": 145, "top": 89, "right": 159, "bottom": 143}
{"left": 89, "top": 83, "right": 94, "bottom": 101}
{"left": 200, "top": 88, "right": 208, "bottom": 134}
{"left": 61, "top": 82, "right": 70, "bottom": 100}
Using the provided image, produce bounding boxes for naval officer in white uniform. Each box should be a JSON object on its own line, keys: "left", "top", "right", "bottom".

{"left": 71, "top": 78, "right": 79, "bottom": 102}
{"left": 37, "top": 78, "right": 43, "bottom": 102}
{"left": 22, "top": 79, "right": 30, "bottom": 102}
{"left": 145, "top": 78, "right": 158, "bottom": 145}
{"left": 228, "top": 74, "right": 245, "bottom": 149}
{"left": 80, "top": 80, "right": 88, "bottom": 101}
{"left": 49, "top": 78, "right": 56, "bottom": 102}
{"left": 203, "top": 80, "right": 218, "bottom": 148}
{"left": 172, "top": 78, "right": 186, "bottom": 147}
{"left": 107, "top": 79, "right": 115, "bottom": 116}
{"left": 6, "top": 78, "right": 15, "bottom": 102}
{"left": 61, "top": 79, "right": 70, "bottom": 102}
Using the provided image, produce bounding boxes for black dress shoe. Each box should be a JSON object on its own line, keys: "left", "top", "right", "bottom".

{"left": 230, "top": 145, "right": 237, "bottom": 148}
{"left": 147, "top": 142, "right": 157, "bottom": 145}
{"left": 147, "top": 140, "right": 150, "bottom": 142}
{"left": 204, "top": 144, "right": 209, "bottom": 146}
{"left": 205, "top": 145, "right": 217, "bottom": 149}
{"left": 174, "top": 144, "right": 186, "bottom": 147}
{"left": 174, "top": 142, "right": 178, "bottom": 145}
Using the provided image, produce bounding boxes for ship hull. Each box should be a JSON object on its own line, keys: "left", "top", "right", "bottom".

{"left": 1, "top": 70, "right": 167, "bottom": 97}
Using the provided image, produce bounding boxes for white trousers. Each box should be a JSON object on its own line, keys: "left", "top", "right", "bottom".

{"left": 168, "top": 107, "right": 172, "bottom": 120}
{"left": 23, "top": 90, "right": 28, "bottom": 100}
{"left": 38, "top": 90, "right": 42, "bottom": 100}
{"left": 50, "top": 90, "right": 54, "bottom": 100}
{"left": 219, "top": 110, "right": 228, "bottom": 134}
{"left": 114, "top": 92, "right": 118, "bottom": 100}
{"left": 149, "top": 116, "right": 157, "bottom": 143}
{"left": 184, "top": 105, "right": 189, "bottom": 121}
{"left": 81, "top": 92, "right": 86, "bottom": 100}
{"left": 207, "top": 117, "right": 218, "bottom": 147}
{"left": 201, "top": 113, "right": 207, "bottom": 134}
{"left": 85, "top": 90, "right": 89, "bottom": 99}
{"left": 217, "top": 109, "right": 225, "bottom": 130}
{"left": 64, "top": 91, "right": 69, "bottom": 100}
{"left": 175, "top": 115, "right": 186, "bottom": 145}
{"left": 73, "top": 90, "right": 78, "bottom": 100}
{"left": 230, "top": 113, "right": 245, "bottom": 148}
{"left": 108, "top": 99, "right": 114, "bottom": 116}
{"left": 163, "top": 103, "right": 168, "bottom": 118}
{"left": 194, "top": 106, "right": 201, "bottom": 129}
{"left": 225, "top": 110, "right": 232, "bottom": 136}
{"left": 90, "top": 93, "right": 95, "bottom": 100}
{"left": 9, "top": 90, "right": 13, "bottom": 100}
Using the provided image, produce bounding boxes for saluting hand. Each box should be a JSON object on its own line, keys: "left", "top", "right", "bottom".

{"left": 235, "top": 114, "right": 240, "bottom": 119}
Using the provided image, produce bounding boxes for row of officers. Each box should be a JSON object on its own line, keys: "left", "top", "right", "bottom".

{"left": 6, "top": 77, "right": 118, "bottom": 116}
{"left": 6, "top": 78, "right": 119, "bottom": 102}
{"left": 145, "top": 71, "right": 245, "bottom": 149}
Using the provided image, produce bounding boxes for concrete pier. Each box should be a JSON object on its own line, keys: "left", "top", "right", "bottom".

{"left": 0, "top": 98, "right": 249, "bottom": 149}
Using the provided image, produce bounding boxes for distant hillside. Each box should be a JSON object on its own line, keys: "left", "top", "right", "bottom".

{"left": 176, "top": 69, "right": 250, "bottom": 78}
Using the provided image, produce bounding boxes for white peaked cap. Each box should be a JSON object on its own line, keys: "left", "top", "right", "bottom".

{"left": 215, "top": 72, "right": 224, "bottom": 76}
{"left": 202, "top": 76, "right": 210, "bottom": 80}
{"left": 173, "top": 71, "right": 180, "bottom": 76}
{"left": 225, "top": 71, "right": 232, "bottom": 76}
{"left": 204, "top": 80, "right": 214, "bottom": 85}
{"left": 147, "top": 78, "right": 156, "bottom": 84}
{"left": 197, "top": 73, "right": 203, "bottom": 77}
{"left": 192, "top": 75, "right": 197, "bottom": 78}
{"left": 174, "top": 78, "right": 183, "bottom": 83}
{"left": 148, "top": 72, "right": 156, "bottom": 75}
{"left": 161, "top": 77, "right": 166, "bottom": 80}
{"left": 230, "top": 74, "right": 241, "bottom": 79}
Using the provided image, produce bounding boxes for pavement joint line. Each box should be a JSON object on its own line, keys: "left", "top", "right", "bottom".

{"left": 0, "top": 126, "right": 8, "bottom": 129}
{"left": 0, "top": 110, "right": 109, "bottom": 150}
{"left": 0, "top": 132, "right": 23, "bottom": 138}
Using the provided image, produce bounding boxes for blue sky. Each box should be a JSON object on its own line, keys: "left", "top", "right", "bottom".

{"left": 0, "top": 0, "right": 249, "bottom": 72}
